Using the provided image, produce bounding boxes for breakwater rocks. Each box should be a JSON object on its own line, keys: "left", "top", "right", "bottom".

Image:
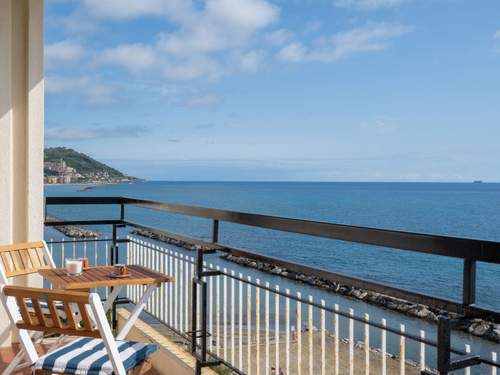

{"left": 47, "top": 216, "right": 99, "bottom": 238}
{"left": 131, "top": 229, "right": 220, "bottom": 252}
{"left": 222, "top": 253, "right": 500, "bottom": 343}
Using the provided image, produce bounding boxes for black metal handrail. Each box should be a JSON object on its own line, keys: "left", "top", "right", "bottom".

{"left": 45, "top": 196, "right": 500, "bottom": 321}
{"left": 46, "top": 196, "right": 500, "bottom": 262}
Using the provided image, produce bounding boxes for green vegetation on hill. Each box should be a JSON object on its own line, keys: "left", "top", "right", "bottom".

{"left": 44, "top": 147, "right": 141, "bottom": 182}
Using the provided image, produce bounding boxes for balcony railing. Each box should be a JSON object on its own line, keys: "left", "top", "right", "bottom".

{"left": 45, "top": 196, "right": 500, "bottom": 375}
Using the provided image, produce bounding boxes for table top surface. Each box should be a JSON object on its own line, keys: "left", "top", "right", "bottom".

{"left": 39, "top": 265, "right": 174, "bottom": 290}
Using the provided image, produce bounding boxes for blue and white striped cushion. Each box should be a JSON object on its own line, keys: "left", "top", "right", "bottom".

{"left": 34, "top": 337, "right": 158, "bottom": 375}
{"left": 25, "top": 300, "right": 67, "bottom": 320}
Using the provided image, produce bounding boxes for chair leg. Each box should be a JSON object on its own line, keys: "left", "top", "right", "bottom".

{"left": 1, "top": 349, "right": 25, "bottom": 375}
{"left": 2, "top": 330, "right": 44, "bottom": 375}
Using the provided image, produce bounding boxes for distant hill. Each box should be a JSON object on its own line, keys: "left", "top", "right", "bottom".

{"left": 44, "top": 147, "right": 142, "bottom": 184}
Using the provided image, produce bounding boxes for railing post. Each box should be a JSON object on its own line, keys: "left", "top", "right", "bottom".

{"left": 120, "top": 203, "right": 125, "bottom": 221}
{"left": 463, "top": 259, "right": 476, "bottom": 306}
{"left": 110, "top": 224, "right": 118, "bottom": 265}
{"left": 436, "top": 316, "right": 451, "bottom": 375}
{"left": 111, "top": 223, "right": 118, "bottom": 328}
{"left": 191, "top": 248, "right": 222, "bottom": 375}
{"left": 212, "top": 219, "right": 219, "bottom": 243}
{"left": 191, "top": 249, "right": 202, "bottom": 355}
{"left": 424, "top": 316, "right": 482, "bottom": 375}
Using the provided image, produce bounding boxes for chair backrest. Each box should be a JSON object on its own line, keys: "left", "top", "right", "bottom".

{"left": 0, "top": 241, "right": 55, "bottom": 282}
{"left": 0, "top": 285, "right": 127, "bottom": 375}
{"left": 2, "top": 285, "right": 98, "bottom": 337}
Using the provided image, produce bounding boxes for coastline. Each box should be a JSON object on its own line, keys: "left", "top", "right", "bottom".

{"left": 44, "top": 181, "right": 141, "bottom": 186}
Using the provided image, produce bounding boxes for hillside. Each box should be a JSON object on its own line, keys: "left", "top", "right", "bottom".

{"left": 44, "top": 147, "right": 141, "bottom": 184}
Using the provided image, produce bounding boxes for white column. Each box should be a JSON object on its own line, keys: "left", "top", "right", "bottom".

{"left": 0, "top": 0, "right": 44, "bottom": 347}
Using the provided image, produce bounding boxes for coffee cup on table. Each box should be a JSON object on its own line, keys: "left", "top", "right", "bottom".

{"left": 80, "top": 257, "right": 89, "bottom": 269}
{"left": 114, "top": 264, "right": 127, "bottom": 275}
{"left": 65, "top": 258, "right": 83, "bottom": 276}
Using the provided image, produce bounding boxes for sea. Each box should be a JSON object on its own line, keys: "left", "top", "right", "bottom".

{"left": 44, "top": 181, "right": 500, "bottom": 369}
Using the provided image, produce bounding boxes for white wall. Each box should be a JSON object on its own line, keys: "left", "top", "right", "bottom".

{"left": 0, "top": 0, "right": 44, "bottom": 347}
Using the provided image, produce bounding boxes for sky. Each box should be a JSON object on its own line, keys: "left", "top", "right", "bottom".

{"left": 44, "top": 0, "right": 500, "bottom": 182}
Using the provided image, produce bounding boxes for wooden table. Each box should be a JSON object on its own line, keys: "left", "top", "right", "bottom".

{"left": 38, "top": 265, "right": 174, "bottom": 340}
{"left": 39, "top": 265, "right": 173, "bottom": 290}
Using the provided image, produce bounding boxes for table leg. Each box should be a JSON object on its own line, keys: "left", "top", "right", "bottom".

{"left": 116, "top": 284, "right": 156, "bottom": 340}
{"left": 103, "top": 285, "right": 123, "bottom": 313}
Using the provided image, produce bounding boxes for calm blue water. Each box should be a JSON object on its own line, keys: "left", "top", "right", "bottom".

{"left": 45, "top": 181, "right": 500, "bottom": 312}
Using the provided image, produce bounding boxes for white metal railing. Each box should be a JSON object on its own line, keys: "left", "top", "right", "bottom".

{"left": 48, "top": 238, "right": 112, "bottom": 268}
{"left": 125, "top": 236, "right": 500, "bottom": 375}
{"left": 47, "top": 236, "right": 499, "bottom": 375}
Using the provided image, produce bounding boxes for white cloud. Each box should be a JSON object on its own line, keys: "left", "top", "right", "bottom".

{"left": 278, "top": 23, "right": 413, "bottom": 63}
{"left": 79, "top": 0, "right": 278, "bottom": 81}
{"left": 162, "top": 56, "right": 223, "bottom": 81}
{"left": 81, "top": 0, "right": 193, "bottom": 21}
{"left": 264, "top": 29, "right": 293, "bottom": 46}
{"left": 46, "top": 126, "right": 151, "bottom": 141}
{"left": 277, "top": 42, "right": 307, "bottom": 62}
{"left": 46, "top": 76, "right": 113, "bottom": 104}
{"left": 334, "top": 0, "right": 410, "bottom": 10}
{"left": 156, "top": 0, "right": 278, "bottom": 56}
{"left": 240, "top": 50, "right": 264, "bottom": 72}
{"left": 495, "top": 29, "right": 500, "bottom": 40}
{"left": 96, "top": 44, "right": 158, "bottom": 73}
{"left": 45, "top": 40, "right": 84, "bottom": 68}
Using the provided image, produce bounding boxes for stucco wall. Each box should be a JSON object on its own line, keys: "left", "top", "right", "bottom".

{"left": 0, "top": 0, "right": 44, "bottom": 347}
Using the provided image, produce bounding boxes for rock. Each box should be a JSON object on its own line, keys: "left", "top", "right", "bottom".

{"left": 396, "top": 303, "right": 413, "bottom": 313}
{"left": 351, "top": 289, "right": 368, "bottom": 300}
{"left": 271, "top": 267, "right": 282, "bottom": 275}
{"left": 366, "top": 292, "right": 381, "bottom": 302}
{"left": 413, "top": 307, "right": 436, "bottom": 321}
{"left": 486, "top": 327, "right": 500, "bottom": 342}
{"left": 386, "top": 300, "right": 399, "bottom": 310}
{"left": 296, "top": 274, "right": 307, "bottom": 281}
{"left": 338, "top": 286, "right": 349, "bottom": 294}
{"left": 468, "top": 320, "right": 491, "bottom": 336}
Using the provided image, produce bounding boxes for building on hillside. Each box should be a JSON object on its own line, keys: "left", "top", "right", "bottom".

{"left": 44, "top": 159, "right": 82, "bottom": 184}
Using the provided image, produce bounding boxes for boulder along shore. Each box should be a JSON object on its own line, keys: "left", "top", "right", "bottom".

{"left": 46, "top": 215, "right": 99, "bottom": 238}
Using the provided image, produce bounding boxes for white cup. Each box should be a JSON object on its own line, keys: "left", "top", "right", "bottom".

{"left": 65, "top": 258, "right": 83, "bottom": 276}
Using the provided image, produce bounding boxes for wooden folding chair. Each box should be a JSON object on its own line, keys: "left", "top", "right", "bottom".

{"left": 0, "top": 241, "right": 63, "bottom": 375}
{"left": 0, "top": 285, "right": 157, "bottom": 375}
{"left": 0, "top": 241, "right": 55, "bottom": 283}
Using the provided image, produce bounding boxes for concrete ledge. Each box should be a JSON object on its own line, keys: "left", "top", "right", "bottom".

{"left": 117, "top": 309, "right": 218, "bottom": 375}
